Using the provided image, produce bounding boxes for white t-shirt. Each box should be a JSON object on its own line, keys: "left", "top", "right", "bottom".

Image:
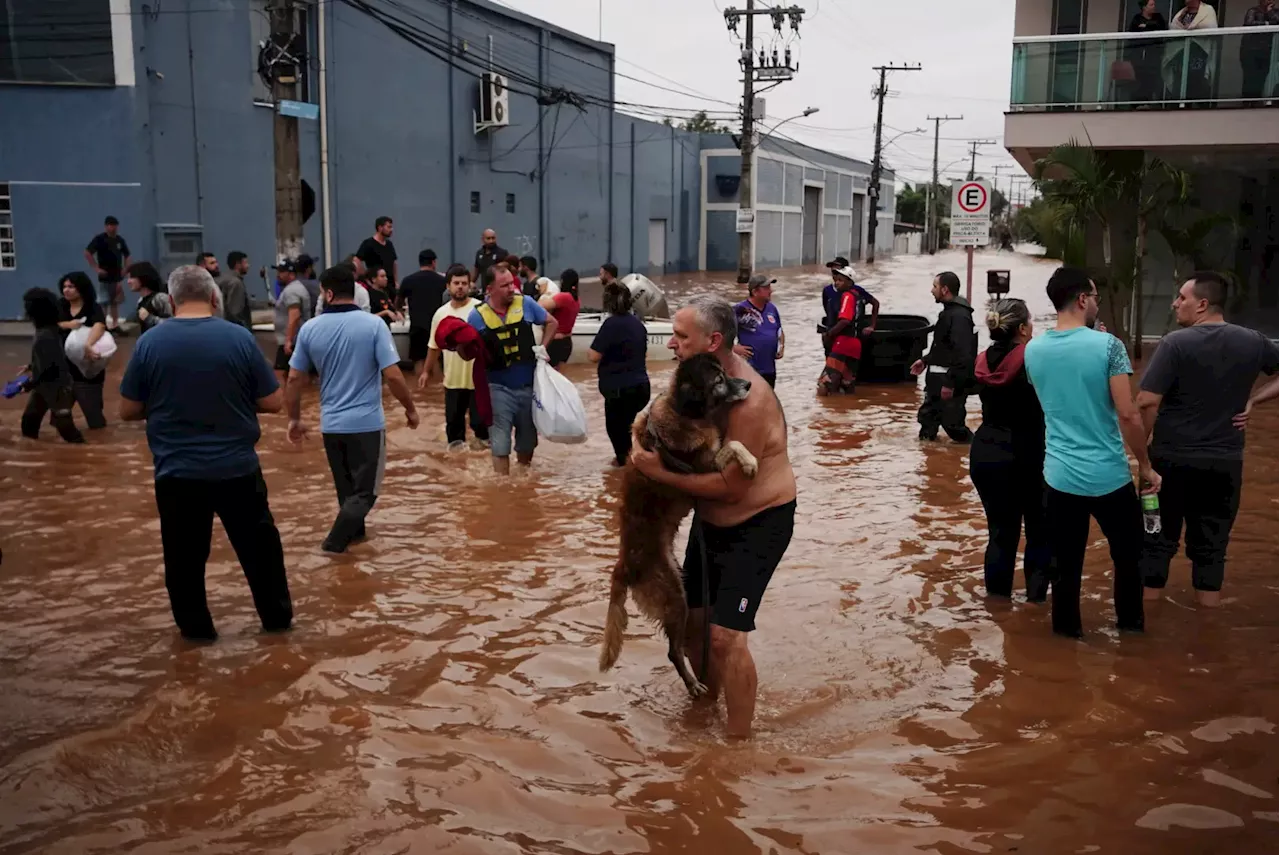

{"left": 317, "top": 283, "right": 371, "bottom": 312}
{"left": 428, "top": 298, "right": 481, "bottom": 390}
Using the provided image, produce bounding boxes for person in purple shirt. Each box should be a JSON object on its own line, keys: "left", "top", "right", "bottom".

{"left": 733, "top": 274, "right": 784, "bottom": 387}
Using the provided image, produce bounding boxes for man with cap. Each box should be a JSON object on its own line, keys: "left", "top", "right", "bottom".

{"left": 733, "top": 274, "right": 785, "bottom": 388}
{"left": 272, "top": 260, "right": 314, "bottom": 376}
{"left": 821, "top": 256, "right": 850, "bottom": 338}
{"left": 819, "top": 265, "right": 877, "bottom": 395}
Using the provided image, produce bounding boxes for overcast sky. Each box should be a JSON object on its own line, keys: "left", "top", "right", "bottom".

{"left": 504, "top": 0, "right": 1026, "bottom": 197}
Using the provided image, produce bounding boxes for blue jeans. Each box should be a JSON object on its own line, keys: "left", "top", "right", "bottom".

{"left": 488, "top": 383, "right": 537, "bottom": 458}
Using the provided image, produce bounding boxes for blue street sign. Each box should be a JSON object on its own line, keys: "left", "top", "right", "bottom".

{"left": 277, "top": 100, "right": 319, "bottom": 120}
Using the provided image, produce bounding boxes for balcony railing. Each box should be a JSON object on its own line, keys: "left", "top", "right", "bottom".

{"left": 1011, "top": 26, "right": 1278, "bottom": 111}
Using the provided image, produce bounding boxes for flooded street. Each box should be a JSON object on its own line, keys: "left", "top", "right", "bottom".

{"left": 1, "top": 247, "right": 1276, "bottom": 854}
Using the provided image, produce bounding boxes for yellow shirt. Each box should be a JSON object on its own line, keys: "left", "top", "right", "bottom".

{"left": 428, "top": 298, "right": 481, "bottom": 390}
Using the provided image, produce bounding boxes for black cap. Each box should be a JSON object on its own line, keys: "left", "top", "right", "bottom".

{"left": 294, "top": 254, "right": 315, "bottom": 271}
{"left": 273, "top": 260, "right": 298, "bottom": 273}
{"left": 825, "top": 256, "right": 849, "bottom": 269}
{"left": 104, "top": 215, "right": 119, "bottom": 226}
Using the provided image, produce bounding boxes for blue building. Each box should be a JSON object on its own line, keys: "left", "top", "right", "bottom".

{"left": 0, "top": 0, "right": 889, "bottom": 319}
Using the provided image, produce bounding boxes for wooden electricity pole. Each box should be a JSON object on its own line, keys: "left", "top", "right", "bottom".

{"left": 269, "top": 0, "right": 304, "bottom": 264}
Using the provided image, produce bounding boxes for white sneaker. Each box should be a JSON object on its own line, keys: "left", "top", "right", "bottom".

{"left": 448, "top": 440, "right": 467, "bottom": 452}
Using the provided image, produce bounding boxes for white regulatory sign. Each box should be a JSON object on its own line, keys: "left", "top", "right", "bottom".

{"left": 735, "top": 209, "right": 755, "bottom": 234}
{"left": 950, "top": 179, "right": 991, "bottom": 247}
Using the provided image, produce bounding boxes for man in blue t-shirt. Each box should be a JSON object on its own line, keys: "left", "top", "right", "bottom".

{"left": 1024, "top": 266, "right": 1161, "bottom": 639}
{"left": 468, "top": 263, "right": 558, "bottom": 474}
{"left": 286, "top": 263, "right": 419, "bottom": 554}
{"left": 733, "top": 274, "right": 784, "bottom": 387}
{"left": 120, "top": 265, "right": 293, "bottom": 642}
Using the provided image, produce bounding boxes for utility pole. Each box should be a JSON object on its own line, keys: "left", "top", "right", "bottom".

{"left": 866, "top": 63, "right": 920, "bottom": 264}
{"left": 268, "top": 0, "right": 304, "bottom": 265}
{"left": 966, "top": 139, "right": 996, "bottom": 181}
{"left": 724, "top": 3, "right": 804, "bottom": 282}
{"left": 926, "top": 114, "right": 961, "bottom": 255}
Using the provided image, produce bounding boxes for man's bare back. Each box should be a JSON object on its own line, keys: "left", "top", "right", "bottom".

{"left": 698, "top": 355, "right": 797, "bottom": 527}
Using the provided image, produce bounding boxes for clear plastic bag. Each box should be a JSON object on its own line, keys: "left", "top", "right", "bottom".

{"left": 64, "top": 326, "right": 117, "bottom": 378}
{"left": 532, "top": 354, "right": 588, "bottom": 444}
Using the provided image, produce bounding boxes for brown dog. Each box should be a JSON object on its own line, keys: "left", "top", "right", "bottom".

{"left": 599, "top": 353, "right": 758, "bottom": 696}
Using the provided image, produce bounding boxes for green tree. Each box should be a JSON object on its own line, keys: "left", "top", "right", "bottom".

{"left": 680, "top": 111, "right": 731, "bottom": 133}
{"left": 1033, "top": 141, "right": 1187, "bottom": 352}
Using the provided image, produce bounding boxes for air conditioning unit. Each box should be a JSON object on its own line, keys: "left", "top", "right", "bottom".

{"left": 475, "top": 72, "right": 509, "bottom": 133}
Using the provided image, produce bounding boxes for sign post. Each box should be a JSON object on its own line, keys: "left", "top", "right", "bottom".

{"left": 950, "top": 179, "right": 991, "bottom": 302}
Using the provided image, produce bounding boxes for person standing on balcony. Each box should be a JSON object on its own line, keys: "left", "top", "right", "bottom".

{"left": 1241, "top": 1, "right": 1278, "bottom": 102}
{"left": 1126, "top": 0, "right": 1168, "bottom": 104}
{"left": 1171, "top": 0, "right": 1219, "bottom": 102}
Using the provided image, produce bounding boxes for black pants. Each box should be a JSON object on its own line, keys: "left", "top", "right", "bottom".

{"left": 154, "top": 469, "right": 292, "bottom": 639}
{"left": 603, "top": 382, "right": 651, "bottom": 466}
{"left": 1140, "top": 457, "right": 1242, "bottom": 593}
{"left": 970, "top": 454, "right": 1050, "bottom": 600}
{"left": 20, "top": 384, "right": 85, "bottom": 443}
{"left": 72, "top": 379, "right": 107, "bottom": 429}
{"left": 917, "top": 374, "right": 972, "bottom": 442}
{"left": 322, "top": 430, "right": 386, "bottom": 551}
{"left": 1241, "top": 48, "right": 1275, "bottom": 100}
{"left": 444, "top": 388, "right": 490, "bottom": 445}
{"left": 759, "top": 372, "right": 777, "bottom": 388}
{"left": 1045, "top": 483, "right": 1144, "bottom": 638}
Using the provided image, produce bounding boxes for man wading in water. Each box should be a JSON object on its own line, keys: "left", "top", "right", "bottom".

{"left": 630, "top": 294, "right": 797, "bottom": 738}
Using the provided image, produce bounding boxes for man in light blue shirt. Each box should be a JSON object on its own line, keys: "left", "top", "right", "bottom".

{"left": 1024, "top": 266, "right": 1161, "bottom": 639}
{"left": 285, "top": 263, "right": 419, "bottom": 553}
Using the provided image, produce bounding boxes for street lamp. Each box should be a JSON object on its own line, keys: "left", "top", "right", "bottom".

{"left": 759, "top": 106, "right": 819, "bottom": 140}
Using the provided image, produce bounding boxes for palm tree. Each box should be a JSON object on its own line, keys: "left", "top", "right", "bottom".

{"left": 1033, "top": 140, "right": 1187, "bottom": 353}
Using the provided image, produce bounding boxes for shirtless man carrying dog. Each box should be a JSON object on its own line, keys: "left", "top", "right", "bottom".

{"left": 630, "top": 294, "right": 797, "bottom": 737}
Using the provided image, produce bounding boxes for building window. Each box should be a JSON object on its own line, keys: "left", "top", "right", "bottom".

{"left": 505, "top": 193, "right": 515, "bottom": 214}
{"left": 0, "top": 0, "right": 115, "bottom": 86}
{"left": 470, "top": 192, "right": 481, "bottom": 213}
{"left": 0, "top": 183, "right": 14, "bottom": 270}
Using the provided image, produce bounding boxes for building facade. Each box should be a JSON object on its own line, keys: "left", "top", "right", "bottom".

{"left": 1005, "top": 0, "right": 1278, "bottom": 337}
{"left": 0, "top": 0, "right": 891, "bottom": 318}
{"left": 700, "top": 134, "right": 895, "bottom": 271}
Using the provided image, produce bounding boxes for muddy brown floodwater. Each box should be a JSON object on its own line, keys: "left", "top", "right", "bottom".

{"left": 0, "top": 248, "right": 1276, "bottom": 854}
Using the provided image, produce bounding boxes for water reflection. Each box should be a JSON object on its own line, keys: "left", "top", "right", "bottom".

{"left": 0, "top": 248, "right": 1275, "bottom": 852}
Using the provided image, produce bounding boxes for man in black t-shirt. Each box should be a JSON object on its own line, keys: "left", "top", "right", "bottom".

{"left": 397, "top": 249, "right": 448, "bottom": 373}
{"left": 356, "top": 216, "right": 399, "bottom": 298}
{"left": 472, "top": 229, "right": 507, "bottom": 284}
{"left": 84, "top": 215, "right": 132, "bottom": 330}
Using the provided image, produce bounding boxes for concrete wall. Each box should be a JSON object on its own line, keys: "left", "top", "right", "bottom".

{"left": 0, "top": 0, "right": 700, "bottom": 318}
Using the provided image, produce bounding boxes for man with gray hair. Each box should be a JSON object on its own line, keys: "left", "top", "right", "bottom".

{"left": 119, "top": 265, "right": 293, "bottom": 643}
{"left": 629, "top": 294, "right": 797, "bottom": 738}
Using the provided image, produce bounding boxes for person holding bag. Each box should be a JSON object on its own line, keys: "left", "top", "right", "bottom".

{"left": 57, "top": 271, "right": 112, "bottom": 430}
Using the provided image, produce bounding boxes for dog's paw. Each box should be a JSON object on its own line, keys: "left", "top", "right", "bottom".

{"left": 738, "top": 453, "right": 758, "bottom": 478}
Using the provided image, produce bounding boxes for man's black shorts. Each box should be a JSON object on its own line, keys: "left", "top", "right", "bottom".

{"left": 274, "top": 345, "right": 290, "bottom": 372}
{"left": 408, "top": 326, "right": 432, "bottom": 362}
{"left": 683, "top": 499, "right": 796, "bottom": 632}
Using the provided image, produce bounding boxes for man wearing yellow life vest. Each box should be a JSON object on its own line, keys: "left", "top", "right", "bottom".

{"left": 467, "top": 263, "right": 559, "bottom": 474}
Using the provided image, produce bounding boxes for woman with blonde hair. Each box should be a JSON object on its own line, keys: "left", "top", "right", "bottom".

{"left": 971, "top": 298, "right": 1050, "bottom": 601}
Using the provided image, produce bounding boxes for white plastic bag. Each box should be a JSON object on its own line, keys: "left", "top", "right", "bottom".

{"left": 532, "top": 353, "right": 588, "bottom": 444}
{"left": 64, "top": 326, "right": 117, "bottom": 378}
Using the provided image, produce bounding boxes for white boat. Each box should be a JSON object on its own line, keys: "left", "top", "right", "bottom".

{"left": 256, "top": 274, "right": 675, "bottom": 365}
{"left": 257, "top": 313, "right": 674, "bottom": 365}
{"left": 386, "top": 314, "right": 673, "bottom": 364}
